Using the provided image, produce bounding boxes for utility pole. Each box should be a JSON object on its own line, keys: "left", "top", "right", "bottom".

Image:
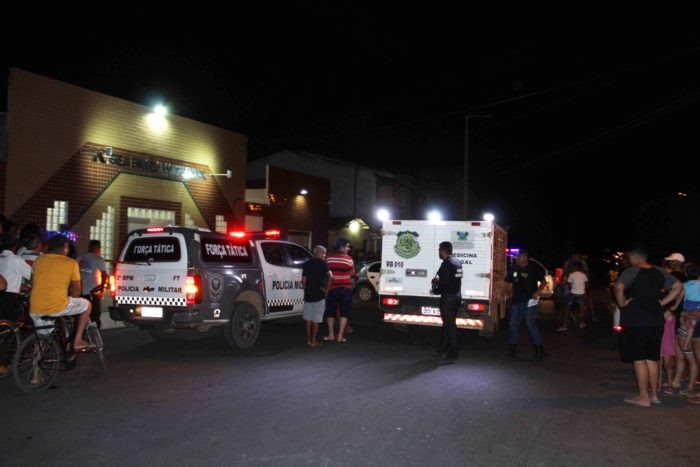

{"left": 462, "top": 114, "right": 491, "bottom": 219}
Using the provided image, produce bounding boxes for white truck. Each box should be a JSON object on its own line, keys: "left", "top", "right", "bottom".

{"left": 378, "top": 220, "right": 508, "bottom": 336}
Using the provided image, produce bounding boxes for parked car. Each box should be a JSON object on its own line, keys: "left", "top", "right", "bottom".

{"left": 354, "top": 261, "right": 380, "bottom": 302}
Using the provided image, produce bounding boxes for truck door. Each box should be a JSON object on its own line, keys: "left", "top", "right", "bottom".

{"left": 283, "top": 242, "right": 312, "bottom": 312}
{"left": 435, "top": 223, "right": 492, "bottom": 300}
{"left": 256, "top": 241, "right": 302, "bottom": 313}
{"left": 379, "top": 221, "right": 437, "bottom": 297}
{"left": 257, "top": 241, "right": 294, "bottom": 313}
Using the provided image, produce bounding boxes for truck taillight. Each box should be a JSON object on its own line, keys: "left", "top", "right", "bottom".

{"left": 382, "top": 297, "right": 400, "bottom": 306}
{"left": 613, "top": 325, "right": 623, "bottom": 333}
{"left": 468, "top": 303, "right": 486, "bottom": 312}
{"left": 185, "top": 275, "right": 202, "bottom": 305}
{"left": 109, "top": 274, "right": 116, "bottom": 298}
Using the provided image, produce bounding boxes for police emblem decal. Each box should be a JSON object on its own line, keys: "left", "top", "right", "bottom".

{"left": 394, "top": 231, "right": 421, "bottom": 259}
{"left": 209, "top": 274, "right": 224, "bottom": 302}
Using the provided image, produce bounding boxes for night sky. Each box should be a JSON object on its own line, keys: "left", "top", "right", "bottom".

{"left": 3, "top": 8, "right": 700, "bottom": 265}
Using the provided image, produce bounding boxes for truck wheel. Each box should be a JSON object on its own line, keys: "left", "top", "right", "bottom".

{"left": 356, "top": 283, "right": 375, "bottom": 302}
{"left": 150, "top": 327, "right": 179, "bottom": 341}
{"left": 223, "top": 302, "right": 260, "bottom": 349}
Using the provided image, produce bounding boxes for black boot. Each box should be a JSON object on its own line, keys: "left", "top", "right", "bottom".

{"left": 533, "top": 344, "right": 547, "bottom": 362}
{"left": 507, "top": 344, "right": 517, "bottom": 357}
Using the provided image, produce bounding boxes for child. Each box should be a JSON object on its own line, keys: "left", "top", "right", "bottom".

{"left": 659, "top": 309, "right": 677, "bottom": 394}
{"left": 672, "top": 264, "right": 700, "bottom": 398}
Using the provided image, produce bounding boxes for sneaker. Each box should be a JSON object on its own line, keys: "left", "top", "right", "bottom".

{"left": 579, "top": 322, "right": 587, "bottom": 329}
{"left": 557, "top": 326, "right": 568, "bottom": 332}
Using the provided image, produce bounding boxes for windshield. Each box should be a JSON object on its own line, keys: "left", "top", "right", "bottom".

{"left": 123, "top": 237, "right": 181, "bottom": 262}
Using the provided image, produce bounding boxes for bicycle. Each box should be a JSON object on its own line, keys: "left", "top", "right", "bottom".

{"left": 12, "top": 314, "right": 106, "bottom": 393}
{"left": 0, "top": 294, "right": 32, "bottom": 378}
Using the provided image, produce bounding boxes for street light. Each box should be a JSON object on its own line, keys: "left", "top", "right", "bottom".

{"left": 483, "top": 213, "right": 495, "bottom": 222}
{"left": 427, "top": 210, "right": 442, "bottom": 222}
{"left": 376, "top": 208, "right": 390, "bottom": 222}
{"left": 300, "top": 189, "right": 308, "bottom": 195}
{"left": 210, "top": 169, "right": 232, "bottom": 179}
{"left": 147, "top": 104, "right": 168, "bottom": 132}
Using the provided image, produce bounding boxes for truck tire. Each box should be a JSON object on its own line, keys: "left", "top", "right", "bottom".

{"left": 355, "top": 283, "right": 375, "bottom": 302}
{"left": 223, "top": 302, "right": 260, "bottom": 349}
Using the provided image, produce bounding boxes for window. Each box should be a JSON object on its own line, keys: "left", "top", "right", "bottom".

{"left": 201, "top": 238, "right": 251, "bottom": 263}
{"left": 46, "top": 201, "right": 68, "bottom": 232}
{"left": 185, "top": 213, "right": 195, "bottom": 228}
{"left": 369, "top": 262, "right": 381, "bottom": 273}
{"left": 89, "top": 206, "right": 115, "bottom": 261}
{"left": 124, "top": 237, "right": 181, "bottom": 262}
{"left": 285, "top": 244, "right": 312, "bottom": 267}
{"left": 215, "top": 215, "right": 227, "bottom": 234}
{"left": 260, "top": 242, "right": 286, "bottom": 267}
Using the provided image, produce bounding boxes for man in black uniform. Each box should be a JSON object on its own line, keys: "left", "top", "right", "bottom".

{"left": 431, "top": 241, "right": 462, "bottom": 361}
{"left": 505, "top": 250, "right": 547, "bottom": 361}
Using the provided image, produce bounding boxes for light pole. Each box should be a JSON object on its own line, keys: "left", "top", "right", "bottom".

{"left": 462, "top": 114, "right": 492, "bottom": 219}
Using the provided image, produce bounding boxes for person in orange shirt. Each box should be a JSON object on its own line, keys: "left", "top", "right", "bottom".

{"left": 30, "top": 235, "right": 94, "bottom": 352}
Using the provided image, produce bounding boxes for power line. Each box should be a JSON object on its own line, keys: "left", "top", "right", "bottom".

{"left": 499, "top": 88, "right": 700, "bottom": 176}
{"left": 253, "top": 45, "right": 700, "bottom": 145}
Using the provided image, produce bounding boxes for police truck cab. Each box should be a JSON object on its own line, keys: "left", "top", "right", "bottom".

{"left": 109, "top": 227, "right": 311, "bottom": 348}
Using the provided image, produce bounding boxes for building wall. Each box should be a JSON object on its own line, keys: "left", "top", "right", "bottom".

{"left": 5, "top": 68, "right": 246, "bottom": 253}
{"left": 248, "top": 150, "right": 379, "bottom": 222}
{"left": 262, "top": 165, "right": 330, "bottom": 248}
{"left": 248, "top": 149, "right": 415, "bottom": 225}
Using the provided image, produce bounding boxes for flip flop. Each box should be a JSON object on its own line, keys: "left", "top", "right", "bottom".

{"left": 623, "top": 397, "right": 651, "bottom": 407}
{"left": 73, "top": 343, "right": 97, "bottom": 353}
{"left": 336, "top": 337, "right": 347, "bottom": 343}
{"left": 651, "top": 398, "right": 662, "bottom": 405}
{"left": 687, "top": 396, "right": 700, "bottom": 405}
{"left": 322, "top": 336, "right": 335, "bottom": 342}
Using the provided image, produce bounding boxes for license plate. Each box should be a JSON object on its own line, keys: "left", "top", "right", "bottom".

{"left": 421, "top": 306, "right": 441, "bottom": 316}
{"left": 140, "top": 306, "right": 163, "bottom": 318}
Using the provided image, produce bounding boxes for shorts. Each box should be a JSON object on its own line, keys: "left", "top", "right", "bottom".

{"left": 303, "top": 299, "right": 325, "bottom": 323}
{"left": 565, "top": 293, "right": 588, "bottom": 307}
{"left": 31, "top": 297, "right": 90, "bottom": 331}
{"left": 620, "top": 325, "right": 663, "bottom": 362}
{"left": 325, "top": 288, "right": 353, "bottom": 319}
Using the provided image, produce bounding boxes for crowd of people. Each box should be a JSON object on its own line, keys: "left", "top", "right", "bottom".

{"left": 0, "top": 219, "right": 108, "bottom": 377}
{"left": 552, "top": 245, "right": 700, "bottom": 407}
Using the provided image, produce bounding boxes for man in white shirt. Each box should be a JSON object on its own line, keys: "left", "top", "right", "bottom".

{"left": 0, "top": 233, "right": 32, "bottom": 322}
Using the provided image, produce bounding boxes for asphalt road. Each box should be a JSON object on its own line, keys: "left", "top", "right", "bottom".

{"left": 1, "top": 299, "right": 698, "bottom": 466}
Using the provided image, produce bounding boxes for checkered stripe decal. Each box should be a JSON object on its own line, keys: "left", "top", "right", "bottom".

{"left": 117, "top": 296, "right": 187, "bottom": 307}
{"left": 266, "top": 298, "right": 305, "bottom": 307}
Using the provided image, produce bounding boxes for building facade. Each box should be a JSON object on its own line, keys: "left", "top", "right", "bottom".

{"left": 246, "top": 165, "right": 330, "bottom": 249}
{"left": 1, "top": 69, "right": 246, "bottom": 263}
{"left": 247, "top": 150, "right": 414, "bottom": 253}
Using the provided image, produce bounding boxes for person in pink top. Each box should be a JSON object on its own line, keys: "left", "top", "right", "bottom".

{"left": 323, "top": 238, "right": 355, "bottom": 343}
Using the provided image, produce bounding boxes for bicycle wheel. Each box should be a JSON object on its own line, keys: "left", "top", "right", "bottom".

{"left": 86, "top": 322, "right": 107, "bottom": 374}
{"left": 0, "top": 320, "right": 20, "bottom": 379}
{"left": 12, "top": 334, "right": 61, "bottom": 393}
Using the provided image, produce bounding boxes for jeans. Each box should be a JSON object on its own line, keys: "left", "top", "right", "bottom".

{"left": 439, "top": 293, "right": 459, "bottom": 356}
{"left": 509, "top": 302, "right": 542, "bottom": 345}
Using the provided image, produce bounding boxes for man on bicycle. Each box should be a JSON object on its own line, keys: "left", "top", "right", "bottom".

{"left": 30, "top": 235, "right": 94, "bottom": 352}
